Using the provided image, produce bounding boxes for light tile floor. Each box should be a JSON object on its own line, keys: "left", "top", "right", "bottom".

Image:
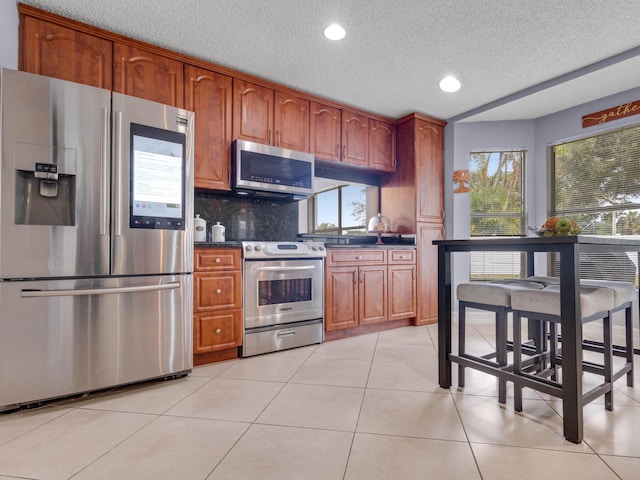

{"left": 1, "top": 311, "right": 639, "bottom": 480}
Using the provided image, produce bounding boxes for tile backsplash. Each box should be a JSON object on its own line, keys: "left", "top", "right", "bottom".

{"left": 194, "top": 191, "right": 299, "bottom": 241}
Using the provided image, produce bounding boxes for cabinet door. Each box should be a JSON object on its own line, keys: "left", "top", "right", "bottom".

{"left": 416, "top": 120, "right": 444, "bottom": 223}
{"left": 415, "top": 222, "right": 444, "bottom": 325}
{"left": 388, "top": 264, "right": 416, "bottom": 320}
{"left": 325, "top": 266, "right": 359, "bottom": 331}
{"left": 113, "top": 43, "right": 183, "bottom": 107}
{"left": 233, "top": 79, "right": 274, "bottom": 144}
{"left": 21, "top": 16, "right": 113, "bottom": 89}
{"left": 310, "top": 102, "right": 341, "bottom": 162}
{"left": 185, "top": 66, "right": 233, "bottom": 190}
{"left": 359, "top": 265, "right": 387, "bottom": 325}
{"left": 194, "top": 310, "right": 242, "bottom": 353}
{"left": 369, "top": 120, "right": 396, "bottom": 172}
{"left": 342, "top": 110, "right": 368, "bottom": 167}
{"left": 275, "top": 91, "right": 309, "bottom": 151}
{"left": 194, "top": 272, "right": 242, "bottom": 311}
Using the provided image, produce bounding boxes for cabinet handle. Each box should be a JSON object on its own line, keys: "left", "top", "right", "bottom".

{"left": 353, "top": 271, "right": 357, "bottom": 284}
{"left": 355, "top": 255, "right": 361, "bottom": 260}
{"left": 215, "top": 258, "right": 221, "bottom": 263}
{"left": 360, "top": 270, "right": 364, "bottom": 283}
{"left": 215, "top": 328, "right": 222, "bottom": 334}
{"left": 216, "top": 289, "right": 222, "bottom": 294}
{"left": 336, "top": 144, "right": 340, "bottom": 157}
{"left": 343, "top": 145, "right": 347, "bottom": 158}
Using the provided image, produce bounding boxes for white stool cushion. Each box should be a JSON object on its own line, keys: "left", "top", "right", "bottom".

{"left": 580, "top": 279, "right": 636, "bottom": 307}
{"left": 511, "top": 285, "right": 615, "bottom": 318}
{"left": 526, "top": 276, "right": 560, "bottom": 286}
{"left": 457, "top": 281, "right": 544, "bottom": 307}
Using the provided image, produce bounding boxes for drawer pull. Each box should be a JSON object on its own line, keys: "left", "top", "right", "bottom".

{"left": 215, "top": 328, "right": 222, "bottom": 334}
{"left": 215, "top": 258, "right": 221, "bottom": 263}
{"left": 216, "top": 289, "right": 222, "bottom": 294}
{"left": 355, "top": 256, "right": 361, "bottom": 259}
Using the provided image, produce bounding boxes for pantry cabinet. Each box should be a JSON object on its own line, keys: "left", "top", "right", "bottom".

{"left": 381, "top": 113, "right": 446, "bottom": 325}
{"left": 185, "top": 65, "right": 233, "bottom": 190}
{"left": 193, "top": 248, "right": 243, "bottom": 364}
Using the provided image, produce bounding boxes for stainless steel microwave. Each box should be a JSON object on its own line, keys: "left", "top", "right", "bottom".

{"left": 232, "top": 139, "right": 314, "bottom": 200}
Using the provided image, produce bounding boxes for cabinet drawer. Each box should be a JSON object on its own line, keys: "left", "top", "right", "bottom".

{"left": 195, "top": 248, "right": 241, "bottom": 271}
{"left": 195, "top": 272, "right": 242, "bottom": 311}
{"left": 194, "top": 310, "right": 242, "bottom": 353}
{"left": 388, "top": 249, "right": 416, "bottom": 264}
{"left": 326, "top": 249, "right": 386, "bottom": 266}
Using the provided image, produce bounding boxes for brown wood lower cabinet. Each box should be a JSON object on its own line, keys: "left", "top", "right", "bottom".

{"left": 325, "top": 248, "right": 416, "bottom": 336}
{"left": 193, "top": 248, "right": 242, "bottom": 365}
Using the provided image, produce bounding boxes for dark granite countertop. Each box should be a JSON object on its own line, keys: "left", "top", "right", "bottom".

{"left": 325, "top": 244, "right": 416, "bottom": 249}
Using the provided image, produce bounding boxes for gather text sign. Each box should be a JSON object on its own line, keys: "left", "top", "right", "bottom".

{"left": 582, "top": 99, "right": 640, "bottom": 128}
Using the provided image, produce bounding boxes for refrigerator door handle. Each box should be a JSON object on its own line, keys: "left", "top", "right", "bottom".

{"left": 21, "top": 282, "right": 180, "bottom": 298}
{"left": 100, "top": 107, "right": 110, "bottom": 236}
{"left": 113, "top": 110, "right": 123, "bottom": 237}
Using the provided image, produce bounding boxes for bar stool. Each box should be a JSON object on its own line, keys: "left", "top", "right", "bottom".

{"left": 511, "top": 285, "right": 618, "bottom": 412}
{"left": 526, "top": 276, "right": 635, "bottom": 379}
{"left": 456, "top": 280, "right": 545, "bottom": 403}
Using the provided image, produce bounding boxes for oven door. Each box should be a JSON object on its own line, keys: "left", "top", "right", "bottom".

{"left": 243, "top": 258, "right": 323, "bottom": 329}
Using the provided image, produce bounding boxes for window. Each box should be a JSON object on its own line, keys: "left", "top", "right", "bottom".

{"left": 312, "top": 184, "right": 372, "bottom": 235}
{"left": 469, "top": 150, "right": 526, "bottom": 279}
{"left": 549, "top": 123, "right": 640, "bottom": 282}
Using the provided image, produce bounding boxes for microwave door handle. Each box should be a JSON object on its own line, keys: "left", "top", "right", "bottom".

{"left": 255, "top": 265, "right": 317, "bottom": 272}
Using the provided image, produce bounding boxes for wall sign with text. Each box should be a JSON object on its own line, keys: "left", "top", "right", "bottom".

{"left": 582, "top": 99, "right": 640, "bottom": 128}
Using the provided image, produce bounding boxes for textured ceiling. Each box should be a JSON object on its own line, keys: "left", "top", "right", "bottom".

{"left": 20, "top": 0, "right": 640, "bottom": 122}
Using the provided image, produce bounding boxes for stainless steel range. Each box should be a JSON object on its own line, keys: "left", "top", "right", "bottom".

{"left": 242, "top": 241, "right": 326, "bottom": 357}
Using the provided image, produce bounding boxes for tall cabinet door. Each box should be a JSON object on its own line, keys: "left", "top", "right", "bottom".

{"left": 274, "top": 91, "right": 309, "bottom": 151}
{"left": 184, "top": 65, "right": 233, "bottom": 190}
{"left": 416, "top": 120, "right": 444, "bottom": 223}
{"left": 416, "top": 222, "right": 444, "bottom": 325}
{"left": 20, "top": 16, "right": 113, "bottom": 89}
{"left": 113, "top": 43, "right": 184, "bottom": 108}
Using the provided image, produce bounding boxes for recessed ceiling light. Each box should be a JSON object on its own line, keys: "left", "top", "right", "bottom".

{"left": 324, "top": 23, "right": 346, "bottom": 41}
{"left": 439, "top": 75, "right": 461, "bottom": 93}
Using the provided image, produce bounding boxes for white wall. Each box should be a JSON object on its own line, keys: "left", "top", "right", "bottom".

{"left": 0, "top": 1, "right": 19, "bottom": 69}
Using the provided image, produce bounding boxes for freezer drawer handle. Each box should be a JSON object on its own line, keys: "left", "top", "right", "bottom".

{"left": 21, "top": 282, "right": 180, "bottom": 298}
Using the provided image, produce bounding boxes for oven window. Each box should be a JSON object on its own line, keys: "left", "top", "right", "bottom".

{"left": 258, "top": 278, "right": 312, "bottom": 305}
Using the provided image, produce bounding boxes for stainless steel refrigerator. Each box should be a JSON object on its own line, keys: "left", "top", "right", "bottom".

{"left": 0, "top": 69, "right": 194, "bottom": 411}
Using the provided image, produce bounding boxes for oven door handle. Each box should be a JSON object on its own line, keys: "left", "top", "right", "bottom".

{"left": 254, "top": 266, "right": 317, "bottom": 272}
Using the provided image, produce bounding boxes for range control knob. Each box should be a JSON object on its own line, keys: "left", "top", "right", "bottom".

{"left": 245, "top": 245, "right": 253, "bottom": 252}
{"left": 254, "top": 245, "right": 261, "bottom": 251}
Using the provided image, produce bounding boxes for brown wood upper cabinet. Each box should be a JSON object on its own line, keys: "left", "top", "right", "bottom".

{"left": 185, "top": 65, "right": 233, "bottom": 191}
{"left": 310, "top": 102, "right": 341, "bottom": 162}
{"left": 20, "top": 15, "right": 113, "bottom": 89}
{"left": 369, "top": 119, "right": 396, "bottom": 172}
{"left": 233, "top": 79, "right": 310, "bottom": 151}
{"left": 341, "top": 110, "right": 369, "bottom": 167}
{"left": 113, "top": 43, "right": 184, "bottom": 108}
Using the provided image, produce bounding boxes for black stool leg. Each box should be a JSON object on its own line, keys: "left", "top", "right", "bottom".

{"left": 458, "top": 302, "right": 466, "bottom": 388}
{"left": 604, "top": 312, "right": 613, "bottom": 411}
{"left": 513, "top": 310, "right": 523, "bottom": 412}
{"left": 496, "top": 307, "right": 507, "bottom": 403}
